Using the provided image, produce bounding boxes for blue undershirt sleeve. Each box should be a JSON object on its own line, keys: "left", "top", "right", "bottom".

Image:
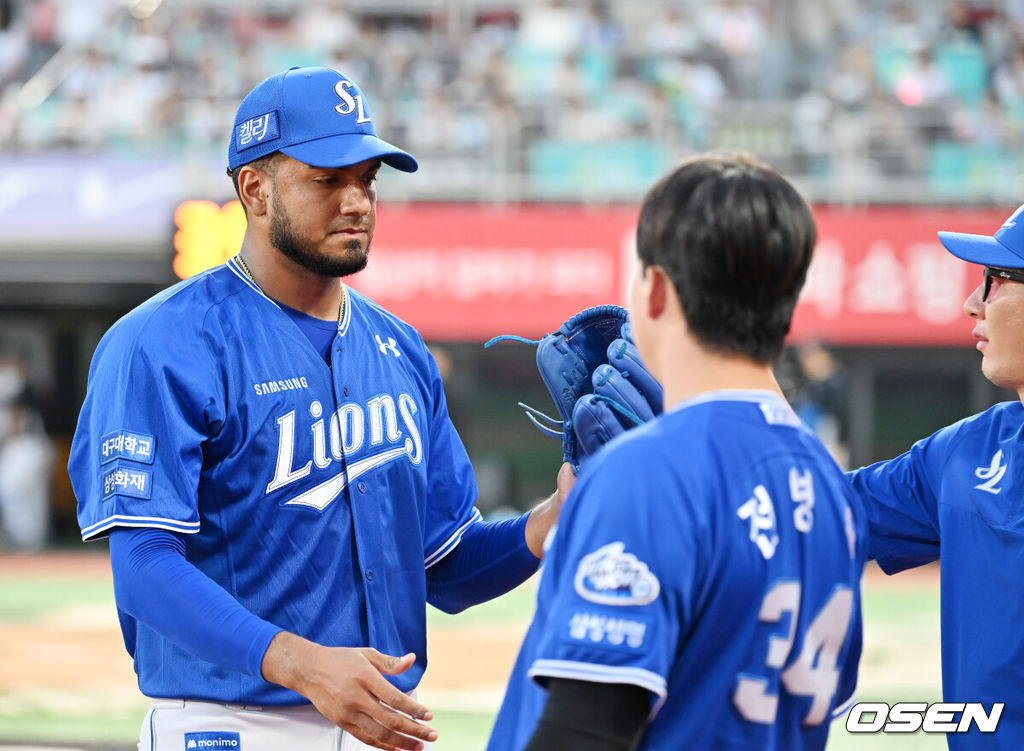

{"left": 426, "top": 513, "right": 540, "bottom": 614}
{"left": 108, "top": 527, "right": 283, "bottom": 679}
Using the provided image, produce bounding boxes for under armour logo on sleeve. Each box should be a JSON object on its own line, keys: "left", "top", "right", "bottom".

{"left": 376, "top": 335, "right": 401, "bottom": 357}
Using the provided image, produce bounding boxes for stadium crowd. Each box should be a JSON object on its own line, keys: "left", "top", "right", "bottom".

{"left": 2, "top": 0, "right": 1024, "bottom": 201}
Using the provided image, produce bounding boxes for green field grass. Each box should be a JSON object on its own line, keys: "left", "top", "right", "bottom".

{"left": 0, "top": 561, "right": 944, "bottom": 750}
{"left": 0, "top": 576, "right": 114, "bottom": 621}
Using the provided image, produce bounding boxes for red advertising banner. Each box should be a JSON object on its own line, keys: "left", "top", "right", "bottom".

{"left": 796, "top": 206, "right": 1010, "bottom": 346}
{"left": 356, "top": 204, "right": 1010, "bottom": 345}
{"left": 173, "top": 201, "right": 1011, "bottom": 345}
{"left": 352, "top": 204, "right": 638, "bottom": 340}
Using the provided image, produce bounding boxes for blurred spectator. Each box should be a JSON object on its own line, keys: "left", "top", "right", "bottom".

{"left": 827, "top": 41, "right": 875, "bottom": 112}
{"left": 896, "top": 46, "right": 953, "bottom": 107}
{"left": 3, "top": 0, "right": 1024, "bottom": 201}
{"left": 518, "top": 0, "right": 585, "bottom": 55}
{"left": 939, "top": 0, "right": 987, "bottom": 46}
{"left": 993, "top": 42, "right": 1024, "bottom": 106}
{"left": 0, "top": 353, "right": 54, "bottom": 552}
{"left": 0, "top": 0, "right": 27, "bottom": 88}
{"left": 789, "top": 342, "right": 850, "bottom": 467}
{"left": 896, "top": 46, "right": 956, "bottom": 142}
{"left": 700, "top": 0, "right": 768, "bottom": 96}
{"left": 858, "top": 91, "right": 922, "bottom": 176}
{"left": 579, "top": 1, "right": 624, "bottom": 53}
{"left": 876, "top": 1, "right": 933, "bottom": 53}
{"left": 951, "top": 89, "right": 1009, "bottom": 148}
{"left": 644, "top": 7, "right": 704, "bottom": 58}
{"left": 25, "top": 0, "right": 58, "bottom": 76}
{"left": 55, "top": 0, "right": 113, "bottom": 50}
{"left": 295, "top": 2, "right": 358, "bottom": 59}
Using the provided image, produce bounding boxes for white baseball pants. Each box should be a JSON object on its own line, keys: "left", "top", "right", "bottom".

{"left": 138, "top": 698, "right": 434, "bottom": 751}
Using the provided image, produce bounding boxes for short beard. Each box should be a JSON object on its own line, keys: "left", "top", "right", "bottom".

{"left": 269, "top": 194, "right": 369, "bottom": 278}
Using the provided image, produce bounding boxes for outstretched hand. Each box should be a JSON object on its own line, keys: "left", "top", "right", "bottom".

{"left": 524, "top": 461, "right": 577, "bottom": 558}
{"left": 262, "top": 632, "right": 437, "bottom": 750}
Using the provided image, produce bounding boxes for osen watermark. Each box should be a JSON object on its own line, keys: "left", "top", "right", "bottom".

{"left": 846, "top": 702, "right": 1004, "bottom": 734}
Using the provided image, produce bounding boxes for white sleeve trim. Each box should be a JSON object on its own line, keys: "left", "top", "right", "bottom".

{"left": 528, "top": 659, "right": 667, "bottom": 720}
{"left": 831, "top": 693, "right": 856, "bottom": 721}
{"left": 81, "top": 515, "right": 201, "bottom": 541}
{"left": 423, "top": 508, "right": 483, "bottom": 569}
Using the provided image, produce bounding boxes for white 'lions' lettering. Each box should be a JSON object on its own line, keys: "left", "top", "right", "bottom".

{"left": 398, "top": 393, "right": 423, "bottom": 464}
{"left": 267, "top": 393, "right": 423, "bottom": 507}
{"left": 368, "top": 395, "right": 401, "bottom": 447}
{"left": 266, "top": 410, "right": 312, "bottom": 493}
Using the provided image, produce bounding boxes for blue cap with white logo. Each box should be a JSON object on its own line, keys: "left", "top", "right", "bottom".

{"left": 938, "top": 204, "right": 1024, "bottom": 269}
{"left": 227, "top": 66, "right": 418, "bottom": 173}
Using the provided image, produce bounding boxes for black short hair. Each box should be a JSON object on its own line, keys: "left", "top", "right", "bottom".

{"left": 226, "top": 152, "right": 281, "bottom": 208}
{"left": 636, "top": 152, "right": 816, "bottom": 364}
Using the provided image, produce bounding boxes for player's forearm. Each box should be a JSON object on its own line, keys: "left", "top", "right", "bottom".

{"left": 260, "top": 630, "right": 319, "bottom": 690}
{"left": 109, "top": 527, "right": 282, "bottom": 678}
{"left": 425, "top": 463, "right": 576, "bottom": 613}
{"left": 426, "top": 514, "right": 538, "bottom": 613}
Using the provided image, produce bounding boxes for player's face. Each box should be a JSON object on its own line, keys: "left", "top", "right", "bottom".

{"left": 266, "top": 156, "right": 380, "bottom": 278}
{"left": 964, "top": 268, "right": 1024, "bottom": 395}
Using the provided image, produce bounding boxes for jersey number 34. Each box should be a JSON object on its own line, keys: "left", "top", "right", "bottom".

{"left": 733, "top": 583, "right": 854, "bottom": 726}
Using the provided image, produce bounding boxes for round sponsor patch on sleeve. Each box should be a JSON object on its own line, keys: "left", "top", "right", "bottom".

{"left": 573, "top": 541, "right": 660, "bottom": 606}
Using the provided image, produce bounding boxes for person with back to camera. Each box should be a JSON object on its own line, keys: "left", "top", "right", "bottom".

{"left": 487, "top": 153, "right": 868, "bottom": 751}
{"left": 68, "top": 66, "right": 576, "bottom": 751}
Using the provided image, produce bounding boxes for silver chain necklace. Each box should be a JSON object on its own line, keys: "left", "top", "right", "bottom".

{"left": 234, "top": 253, "right": 345, "bottom": 327}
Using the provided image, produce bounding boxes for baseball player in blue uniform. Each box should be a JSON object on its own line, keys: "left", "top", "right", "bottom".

{"left": 68, "top": 66, "right": 572, "bottom": 751}
{"left": 487, "top": 154, "right": 867, "bottom": 750}
{"left": 849, "top": 206, "right": 1024, "bottom": 750}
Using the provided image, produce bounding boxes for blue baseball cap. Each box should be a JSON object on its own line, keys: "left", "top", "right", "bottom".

{"left": 227, "top": 66, "right": 417, "bottom": 173}
{"left": 938, "top": 204, "right": 1024, "bottom": 269}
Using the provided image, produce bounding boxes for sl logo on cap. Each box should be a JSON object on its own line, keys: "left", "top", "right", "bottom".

{"left": 334, "top": 80, "right": 371, "bottom": 124}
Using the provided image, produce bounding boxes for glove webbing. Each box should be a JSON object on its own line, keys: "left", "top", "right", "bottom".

{"left": 484, "top": 335, "right": 644, "bottom": 445}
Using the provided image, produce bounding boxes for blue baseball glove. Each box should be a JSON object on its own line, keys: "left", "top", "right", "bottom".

{"left": 485, "top": 305, "right": 662, "bottom": 472}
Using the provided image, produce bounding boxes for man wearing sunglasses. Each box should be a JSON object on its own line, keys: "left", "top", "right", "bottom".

{"left": 983, "top": 265, "right": 1024, "bottom": 300}
{"left": 848, "top": 205, "right": 1024, "bottom": 749}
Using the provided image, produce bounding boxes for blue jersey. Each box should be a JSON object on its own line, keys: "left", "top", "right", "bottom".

{"left": 489, "top": 391, "right": 865, "bottom": 751}
{"left": 850, "top": 401, "right": 1024, "bottom": 749}
{"left": 68, "top": 259, "right": 479, "bottom": 704}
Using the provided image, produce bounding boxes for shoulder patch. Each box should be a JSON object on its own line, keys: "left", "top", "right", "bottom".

{"left": 101, "top": 463, "right": 153, "bottom": 501}
{"left": 100, "top": 430, "right": 156, "bottom": 465}
{"left": 566, "top": 610, "right": 651, "bottom": 651}
{"left": 573, "top": 541, "right": 660, "bottom": 606}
